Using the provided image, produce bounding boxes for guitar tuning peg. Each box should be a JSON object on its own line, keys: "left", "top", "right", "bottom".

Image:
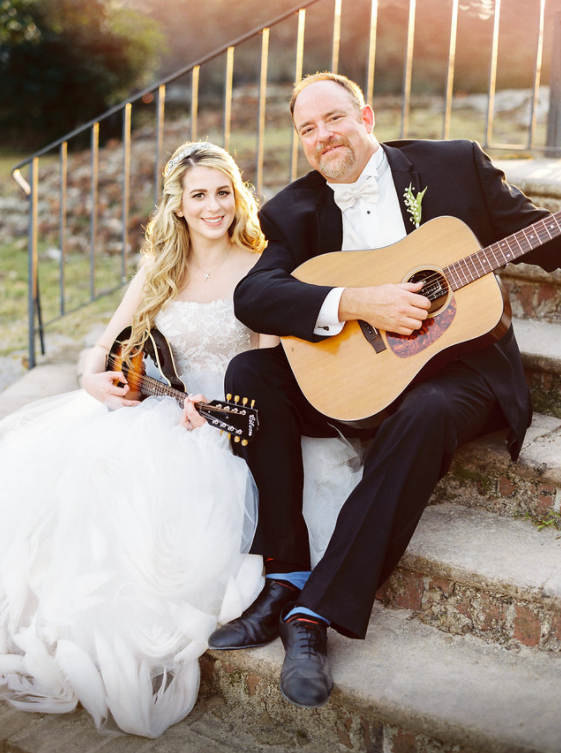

{"left": 220, "top": 430, "right": 223, "bottom": 436}
{"left": 234, "top": 436, "right": 241, "bottom": 443}
{"left": 234, "top": 395, "right": 240, "bottom": 403}
{"left": 242, "top": 397, "right": 248, "bottom": 406}
{"left": 250, "top": 399, "right": 256, "bottom": 408}
{"left": 241, "top": 439, "right": 248, "bottom": 446}
{"left": 226, "top": 393, "right": 232, "bottom": 402}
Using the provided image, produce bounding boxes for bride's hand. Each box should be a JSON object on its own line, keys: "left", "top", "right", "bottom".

{"left": 181, "top": 394, "right": 208, "bottom": 430}
{"left": 82, "top": 370, "right": 141, "bottom": 408}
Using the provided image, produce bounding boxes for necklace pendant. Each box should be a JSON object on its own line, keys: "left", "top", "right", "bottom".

{"left": 203, "top": 272, "right": 211, "bottom": 281}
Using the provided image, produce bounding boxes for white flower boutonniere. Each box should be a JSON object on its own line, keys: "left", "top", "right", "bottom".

{"left": 403, "top": 184, "right": 427, "bottom": 229}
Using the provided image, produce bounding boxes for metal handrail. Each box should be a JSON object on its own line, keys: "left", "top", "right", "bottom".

{"left": 8, "top": 0, "right": 561, "bottom": 369}
{"left": 10, "top": 0, "right": 323, "bottom": 179}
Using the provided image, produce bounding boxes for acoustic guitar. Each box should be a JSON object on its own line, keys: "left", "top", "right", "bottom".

{"left": 107, "top": 326, "right": 259, "bottom": 444}
{"left": 281, "top": 212, "right": 561, "bottom": 426}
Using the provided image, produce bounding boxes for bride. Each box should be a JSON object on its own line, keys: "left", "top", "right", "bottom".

{"left": 0, "top": 141, "right": 361, "bottom": 737}
{"left": 0, "top": 141, "right": 272, "bottom": 737}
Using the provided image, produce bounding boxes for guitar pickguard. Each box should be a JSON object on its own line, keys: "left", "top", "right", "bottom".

{"left": 386, "top": 297, "right": 457, "bottom": 358}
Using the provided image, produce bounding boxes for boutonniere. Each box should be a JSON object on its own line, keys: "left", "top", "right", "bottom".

{"left": 403, "top": 184, "right": 427, "bottom": 229}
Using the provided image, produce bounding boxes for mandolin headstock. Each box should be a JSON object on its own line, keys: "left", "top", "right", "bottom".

{"left": 195, "top": 394, "right": 259, "bottom": 445}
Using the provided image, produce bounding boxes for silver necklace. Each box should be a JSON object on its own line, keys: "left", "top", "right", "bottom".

{"left": 191, "top": 251, "right": 230, "bottom": 282}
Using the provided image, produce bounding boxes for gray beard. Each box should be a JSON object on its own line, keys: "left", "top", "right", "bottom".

{"left": 317, "top": 146, "right": 356, "bottom": 180}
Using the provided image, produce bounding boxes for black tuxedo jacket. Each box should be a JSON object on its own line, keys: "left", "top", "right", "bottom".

{"left": 234, "top": 139, "right": 561, "bottom": 458}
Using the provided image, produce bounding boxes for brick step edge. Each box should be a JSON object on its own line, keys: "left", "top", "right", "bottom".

{"left": 500, "top": 263, "right": 561, "bottom": 325}
{"left": 433, "top": 411, "right": 561, "bottom": 521}
{"left": 203, "top": 605, "right": 561, "bottom": 753}
{"left": 514, "top": 317, "right": 561, "bottom": 418}
{"left": 377, "top": 503, "right": 561, "bottom": 652}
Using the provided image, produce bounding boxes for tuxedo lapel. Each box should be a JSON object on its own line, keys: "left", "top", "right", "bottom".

{"left": 316, "top": 182, "right": 343, "bottom": 254}
{"left": 382, "top": 144, "right": 422, "bottom": 234}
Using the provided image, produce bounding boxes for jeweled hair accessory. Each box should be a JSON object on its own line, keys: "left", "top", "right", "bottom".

{"left": 164, "top": 142, "right": 215, "bottom": 176}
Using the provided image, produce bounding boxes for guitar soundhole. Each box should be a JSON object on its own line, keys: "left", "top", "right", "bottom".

{"left": 408, "top": 269, "right": 449, "bottom": 316}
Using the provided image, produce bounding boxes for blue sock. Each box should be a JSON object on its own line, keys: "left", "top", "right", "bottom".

{"left": 266, "top": 571, "right": 311, "bottom": 591}
{"left": 284, "top": 605, "right": 331, "bottom": 626}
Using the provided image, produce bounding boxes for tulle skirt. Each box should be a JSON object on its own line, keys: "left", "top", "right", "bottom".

{"left": 0, "top": 388, "right": 363, "bottom": 736}
{"left": 0, "top": 390, "right": 263, "bottom": 737}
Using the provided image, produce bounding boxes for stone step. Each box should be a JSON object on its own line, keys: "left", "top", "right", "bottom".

{"left": 500, "top": 263, "right": 561, "bottom": 325}
{"left": 6, "top": 606, "right": 561, "bottom": 753}
{"left": 377, "top": 502, "right": 561, "bottom": 651}
{"left": 433, "top": 411, "right": 561, "bottom": 523}
{"left": 202, "top": 604, "right": 561, "bottom": 753}
{"left": 0, "top": 694, "right": 322, "bottom": 753}
{"left": 514, "top": 317, "right": 561, "bottom": 418}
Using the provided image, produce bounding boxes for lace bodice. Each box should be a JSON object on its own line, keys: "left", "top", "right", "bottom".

{"left": 155, "top": 299, "right": 258, "bottom": 383}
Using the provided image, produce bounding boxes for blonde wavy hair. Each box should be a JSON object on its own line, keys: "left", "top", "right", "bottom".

{"left": 124, "top": 141, "right": 265, "bottom": 360}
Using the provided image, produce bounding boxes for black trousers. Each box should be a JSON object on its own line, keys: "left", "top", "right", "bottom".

{"left": 225, "top": 345, "right": 505, "bottom": 639}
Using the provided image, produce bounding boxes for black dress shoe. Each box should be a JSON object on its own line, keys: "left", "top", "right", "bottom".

{"left": 208, "top": 579, "right": 300, "bottom": 650}
{"left": 279, "top": 605, "right": 333, "bottom": 708}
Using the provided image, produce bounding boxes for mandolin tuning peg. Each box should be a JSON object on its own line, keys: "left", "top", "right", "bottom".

{"left": 242, "top": 397, "right": 248, "bottom": 406}
{"left": 250, "top": 399, "right": 256, "bottom": 408}
{"left": 233, "top": 395, "right": 240, "bottom": 403}
{"left": 226, "top": 393, "right": 233, "bottom": 402}
{"left": 234, "top": 436, "right": 241, "bottom": 443}
{"left": 241, "top": 439, "right": 248, "bottom": 446}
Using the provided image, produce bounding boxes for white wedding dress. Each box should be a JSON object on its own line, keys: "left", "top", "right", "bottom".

{"left": 0, "top": 299, "right": 362, "bottom": 737}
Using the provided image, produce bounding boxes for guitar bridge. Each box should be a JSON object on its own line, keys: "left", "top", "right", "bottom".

{"left": 358, "top": 320, "right": 386, "bottom": 353}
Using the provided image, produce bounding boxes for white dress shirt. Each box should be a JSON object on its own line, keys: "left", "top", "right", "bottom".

{"left": 314, "top": 146, "right": 407, "bottom": 336}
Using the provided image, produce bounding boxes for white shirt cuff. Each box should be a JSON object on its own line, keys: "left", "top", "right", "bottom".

{"left": 313, "top": 288, "right": 345, "bottom": 336}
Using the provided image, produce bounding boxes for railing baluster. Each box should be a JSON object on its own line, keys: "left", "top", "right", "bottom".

{"left": 28, "top": 157, "right": 39, "bottom": 368}
{"left": 485, "top": 0, "right": 502, "bottom": 147}
{"left": 224, "top": 47, "right": 235, "bottom": 152}
{"left": 191, "top": 66, "right": 200, "bottom": 142}
{"left": 90, "top": 123, "right": 99, "bottom": 299}
{"left": 442, "top": 0, "right": 459, "bottom": 140}
{"left": 155, "top": 84, "right": 166, "bottom": 204}
{"left": 59, "top": 142, "right": 67, "bottom": 315}
{"left": 122, "top": 104, "right": 132, "bottom": 282}
{"left": 528, "top": 0, "right": 546, "bottom": 149}
{"left": 256, "top": 27, "right": 269, "bottom": 196}
{"left": 401, "top": 0, "right": 417, "bottom": 139}
{"left": 365, "top": 0, "right": 379, "bottom": 108}
{"left": 547, "top": 10, "right": 561, "bottom": 154}
{"left": 331, "top": 0, "right": 342, "bottom": 74}
{"left": 290, "top": 8, "right": 307, "bottom": 182}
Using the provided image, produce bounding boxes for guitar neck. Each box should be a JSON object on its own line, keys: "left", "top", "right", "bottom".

{"left": 444, "top": 209, "right": 561, "bottom": 291}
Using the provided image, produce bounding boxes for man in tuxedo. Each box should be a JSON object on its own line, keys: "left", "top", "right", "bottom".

{"left": 208, "top": 72, "right": 561, "bottom": 708}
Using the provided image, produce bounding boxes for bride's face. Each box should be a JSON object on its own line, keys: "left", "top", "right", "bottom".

{"left": 179, "top": 165, "right": 236, "bottom": 243}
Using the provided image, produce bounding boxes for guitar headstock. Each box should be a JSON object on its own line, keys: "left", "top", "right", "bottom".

{"left": 195, "top": 395, "right": 259, "bottom": 445}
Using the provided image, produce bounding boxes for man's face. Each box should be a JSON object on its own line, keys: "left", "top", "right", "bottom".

{"left": 292, "top": 80, "right": 376, "bottom": 183}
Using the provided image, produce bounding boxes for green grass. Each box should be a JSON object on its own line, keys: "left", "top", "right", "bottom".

{"left": 526, "top": 510, "right": 561, "bottom": 532}
{"left": 0, "top": 239, "right": 127, "bottom": 357}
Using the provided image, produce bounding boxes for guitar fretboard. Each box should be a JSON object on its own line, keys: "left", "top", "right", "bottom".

{"left": 140, "top": 372, "right": 185, "bottom": 404}
{"left": 444, "top": 210, "right": 561, "bottom": 291}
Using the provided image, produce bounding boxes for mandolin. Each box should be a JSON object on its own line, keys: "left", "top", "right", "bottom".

{"left": 281, "top": 211, "right": 561, "bottom": 426}
{"left": 107, "top": 327, "right": 259, "bottom": 444}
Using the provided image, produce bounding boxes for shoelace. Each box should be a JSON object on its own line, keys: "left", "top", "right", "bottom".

{"left": 287, "top": 617, "right": 324, "bottom": 658}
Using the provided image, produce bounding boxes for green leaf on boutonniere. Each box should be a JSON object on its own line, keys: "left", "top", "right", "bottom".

{"left": 403, "top": 184, "right": 427, "bottom": 229}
